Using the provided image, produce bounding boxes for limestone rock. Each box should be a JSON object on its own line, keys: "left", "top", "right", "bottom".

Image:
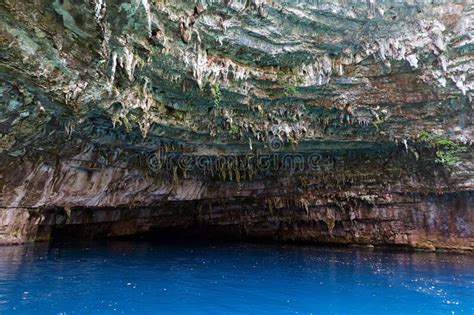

{"left": 0, "top": 1, "right": 472, "bottom": 249}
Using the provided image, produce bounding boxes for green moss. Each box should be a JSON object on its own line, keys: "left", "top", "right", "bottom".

{"left": 372, "top": 117, "right": 385, "bottom": 131}
{"left": 211, "top": 83, "right": 221, "bottom": 109}
{"left": 277, "top": 73, "right": 304, "bottom": 96}
{"left": 230, "top": 124, "right": 240, "bottom": 134}
{"left": 418, "top": 130, "right": 431, "bottom": 142}
{"left": 417, "top": 131, "right": 467, "bottom": 165}
{"left": 114, "top": 116, "right": 132, "bottom": 133}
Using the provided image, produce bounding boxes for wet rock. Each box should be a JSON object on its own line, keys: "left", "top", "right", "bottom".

{"left": 0, "top": 1, "right": 472, "bottom": 249}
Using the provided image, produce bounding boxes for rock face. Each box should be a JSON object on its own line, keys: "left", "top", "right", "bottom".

{"left": 0, "top": 1, "right": 472, "bottom": 249}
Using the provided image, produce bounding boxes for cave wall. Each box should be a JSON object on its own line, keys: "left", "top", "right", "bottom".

{"left": 1, "top": 145, "right": 473, "bottom": 250}
{"left": 0, "top": 1, "right": 473, "bottom": 249}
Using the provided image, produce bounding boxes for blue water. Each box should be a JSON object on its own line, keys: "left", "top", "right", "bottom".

{"left": 0, "top": 241, "right": 473, "bottom": 314}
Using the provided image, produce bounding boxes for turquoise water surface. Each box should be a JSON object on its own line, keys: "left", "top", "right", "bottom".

{"left": 0, "top": 241, "right": 473, "bottom": 314}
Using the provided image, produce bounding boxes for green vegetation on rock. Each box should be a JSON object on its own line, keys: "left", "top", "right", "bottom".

{"left": 418, "top": 131, "right": 467, "bottom": 166}
{"left": 277, "top": 73, "right": 304, "bottom": 96}
{"left": 211, "top": 83, "right": 221, "bottom": 109}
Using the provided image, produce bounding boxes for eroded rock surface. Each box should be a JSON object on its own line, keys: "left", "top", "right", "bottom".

{"left": 0, "top": 1, "right": 472, "bottom": 249}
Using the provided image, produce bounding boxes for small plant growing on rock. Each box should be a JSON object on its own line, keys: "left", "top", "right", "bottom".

{"left": 277, "top": 74, "right": 304, "bottom": 96}
{"left": 417, "top": 131, "right": 467, "bottom": 166}
{"left": 211, "top": 83, "right": 221, "bottom": 109}
{"left": 279, "top": 80, "right": 298, "bottom": 96}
